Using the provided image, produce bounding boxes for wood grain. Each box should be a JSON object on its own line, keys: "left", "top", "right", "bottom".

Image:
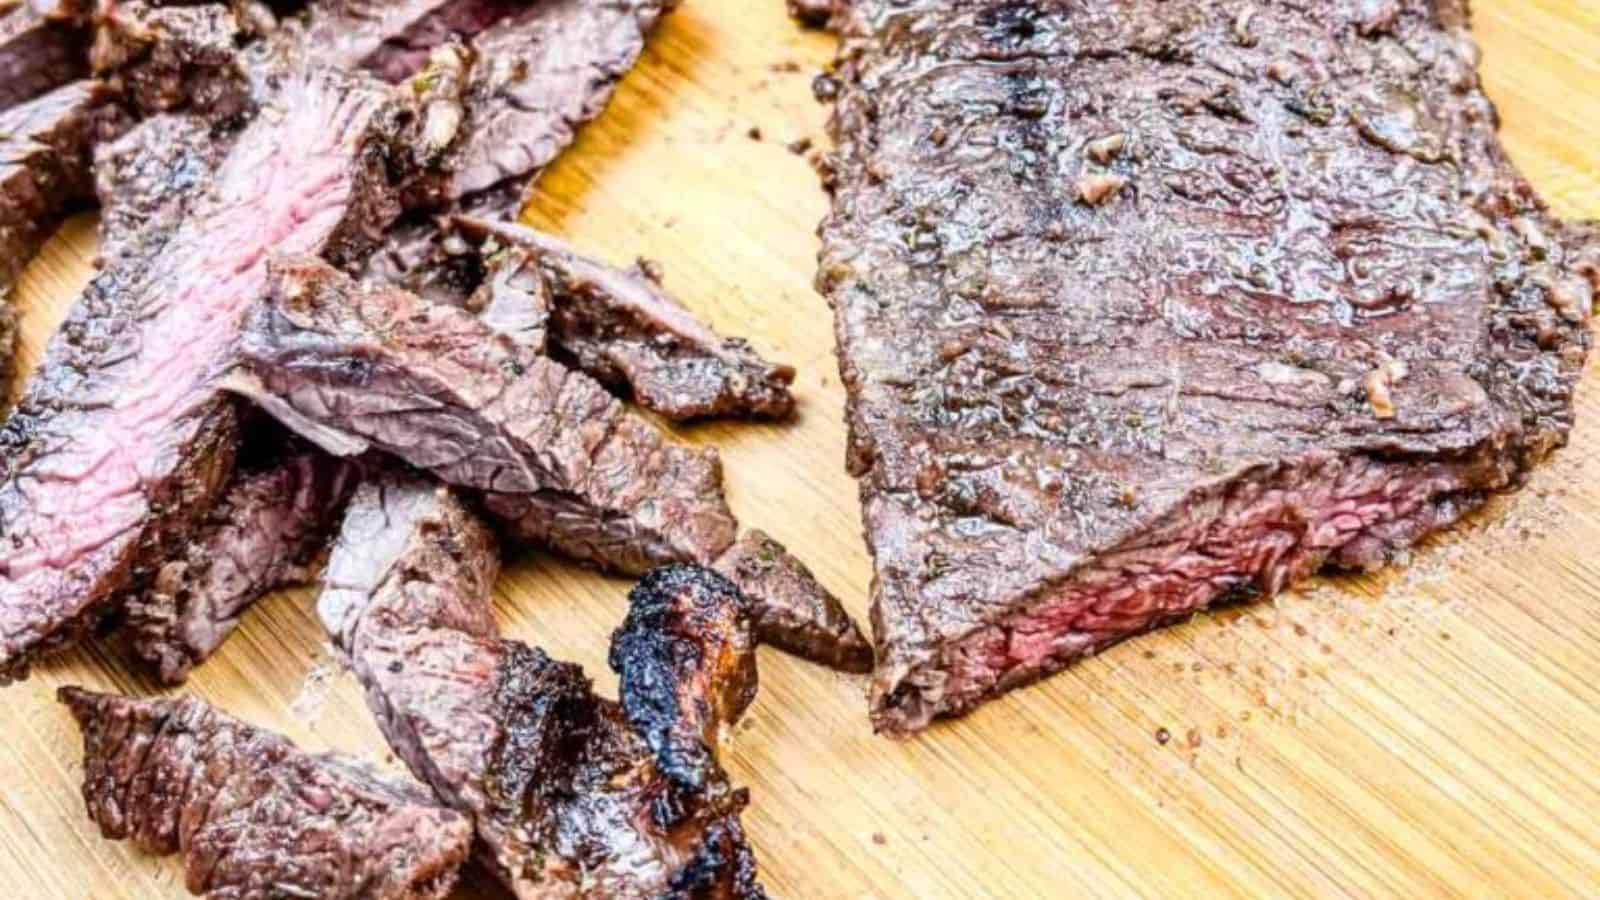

{"left": 4, "top": 2, "right": 1599, "bottom": 897}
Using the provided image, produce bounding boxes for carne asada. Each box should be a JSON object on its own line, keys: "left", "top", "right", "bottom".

{"left": 0, "top": 64, "right": 453, "bottom": 683}
{"left": 0, "top": 79, "right": 124, "bottom": 406}
{"left": 231, "top": 255, "right": 740, "bottom": 574}
{"left": 813, "top": 0, "right": 1598, "bottom": 732}
{"left": 712, "top": 529, "right": 872, "bottom": 674}
{"left": 60, "top": 687, "right": 473, "bottom": 899}
{"left": 296, "top": 0, "right": 532, "bottom": 83}
{"left": 0, "top": 0, "right": 89, "bottom": 112}
{"left": 89, "top": 0, "right": 257, "bottom": 120}
{"left": 123, "top": 447, "right": 358, "bottom": 684}
{"left": 461, "top": 217, "right": 798, "bottom": 421}
{"left": 319, "top": 473, "right": 766, "bottom": 898}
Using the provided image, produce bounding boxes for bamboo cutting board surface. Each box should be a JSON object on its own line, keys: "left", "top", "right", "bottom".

{"left": 5, "top": 2, "right": 1600, "bottom": 897}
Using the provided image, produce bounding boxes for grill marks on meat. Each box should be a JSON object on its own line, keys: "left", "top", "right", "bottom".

{"left": 816, "top": 1, "right": 1598, "bottom": 733}
{"left": 462, "top": 218, "right": 797, "bottom": 421}
{"left": 319, "top": 473, "right": 766, "bottom": 899}
{"left": 123, "top": 449, "right": 358, "bottom": 684}
{"left": 0, "top": 79, "right": 123, "bottom": 406}
{"left": 232, "top": 256, "right": 739, "bottom": 575}
{"left": 0, "top": 66, "right": 435, "bottom": 682}
{"left": 59, "top": 687, "right": 472, "bottom": 899}
{"left": 0, "top": 0, "right": 89, "bottom": 111}
{"left": 712, "top": 529, "right": 872, "bottom": 674}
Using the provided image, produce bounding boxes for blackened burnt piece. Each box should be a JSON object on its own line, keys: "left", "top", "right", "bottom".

{"left": 60, "top": 687, "right": 473, "bottom": 900}
{"left": 0, "top": 0, "right": 89, "bottom": 112}
{"left": 0, "top": 79, "right": 123, "bottom": 403}
{"left": 123, "top": 447, "right": 358, "bottom": 684}
{"left": 462, "top": 217, "right": 798, "bottom": 421}
{"left": 89, "top": 0, "right": 257, "bottom": 120}
{"left": 232, "top": 255, "right": 740, "bottom": 575}
{"left": 0, "top": 63, "right": 453, "bottom": 682}
{"left": 320, "top": 474, "right": 765, "bottom": 898}
{"left": 818, "top": 1, "right": 1599, "bottom": 733}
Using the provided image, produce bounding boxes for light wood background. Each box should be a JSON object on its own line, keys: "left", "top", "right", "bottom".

{"left": 4, "top": 1, "right": 1600, "bottom": 897}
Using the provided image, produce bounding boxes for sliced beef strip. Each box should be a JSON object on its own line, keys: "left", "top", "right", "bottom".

{"left": 89, "top": 0, "right": 258, "bottom": 120}
{"left": 461, "top": 218, "right": 798, "bottom": 421}
{"left": 0, "top": 80, "right": 125, "bottom": 407}
{"left": 59, "top": 687, "right": 472, "bottom": 900}
{"left": 318, "top": 473, "right": 766, "bottom": 899}
{"left": 0, "top": 0, "right": 89, "bottom": 112}
{"left": 295, "top": 0, "right": 532, "bottom": 83}
{"left": 91, "top": 112, "right": 230, "bottom": 264}
{"left": 712, "top": 529, "right": 872, "bottom": 674}
{"left": 0, "top": 65, "right": 448, "bottom": 683}
{"left": 358, "top": 0, "right": 677, "bottom": 296}
{"left": 122, "top": 447, "right": 358, "bottom": 684}
{"left": 229, "top": 255, "right": 740, "bottom": 575}
{"left": 815, "top": 0, "right": 1598, "bottom": 733}
{"left": 470, "top": 244, "right": 551, "bottom": 347}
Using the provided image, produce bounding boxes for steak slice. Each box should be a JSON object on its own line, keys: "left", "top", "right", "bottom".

{"left": 89, "top": 0, "right": 257, "bottom": 120}
{"left": 712, "top": 529, "right": 872, "bottom": 674}
{"left": 816, "top": 1, "right": 1598, "bottom": 733}
{"left": 231, "top": 255, "right": 739, "bottom": 574}
{"left": 0, "top": 0, "right": 89, "bottom": 112}
{"left": 122, "top": 447, "right": 358, "bottom": 684}
{"left": 0, "top": 65, "right": 439, "bottom": 682}
{"left": 0, "top": 79, "right": 123, "bottom": 396}
{"left": 318, "top": 473, "right": 766, "bottom": 899}
{"left": 461, "top": 218, "right": 797, "bottom": 421}
{"left": 59, "top": 687, "right": 472, "bottom": 899}
{"left": 296, "top": 0, "right": 532, "bottom": 83}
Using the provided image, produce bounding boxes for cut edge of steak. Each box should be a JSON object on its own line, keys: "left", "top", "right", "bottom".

{"left": 814, "top": 1, "right": 1598, "bottom": 734}
{"left": 230, "top": 254, "right": 739, "bottom": 575}
{"left": 59, "top": 686, "right": 473, "bottom": 899}
{"left": 89, "top": 0, "right": 259, "bottom": 121}
{"left": 122, "top": 445, "right": 359, "bottom": 684}
{"left": 319, "top": 471, "right": 767, "bottom": 898}
{"left": 461, "top": 217, "right": 798, "bottom": 421}
{"left": 0, "top": 61, "right": 454, "bottom": 683}
{"left": 0, "top": 0, "right": 90, "bottom": 112}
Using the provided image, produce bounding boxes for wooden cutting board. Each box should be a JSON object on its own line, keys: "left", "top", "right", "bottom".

{"left": 5, "top": 2, "right": 1599, "bottom": 897}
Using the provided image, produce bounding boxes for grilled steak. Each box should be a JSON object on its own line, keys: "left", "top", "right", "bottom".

{"left": 319, "top": 473, "right": 766, "bottom": 898}
{"left": 92, "top": 113, "right": 229, "bottom": 263}
{"left": 814, "top": 0, "right": 1599, "bottom": 733}
{"left": 297, "top": 0, "right": 531, "bottom": 83}
{"left": 231, "top": 255, "right": 740, "bottom": 574}
{"left": 89, "top": 0, "right": 257, "bottom": 119}
{"left": 462, "top": 218, "right": 797, "bottom": 421}
{"left": 471, "top": 245, "right": 552, "bottom": 347}
{"left": 123, "top": 448, "right": 358, "bottom": 684}
{"left": 59, "top": 687, "right": 472, "bottom": 899}
{"left": 712, "top": 529, "right": 872, "bottom": 674}
{"left": 0, "top": 80, "right": 124, "bottom": 406}
{"left": 0, "top": 65, "right": 448, "bottom": 682}
{"left": 0, "top": 0, "right": 89, "bottom": 112}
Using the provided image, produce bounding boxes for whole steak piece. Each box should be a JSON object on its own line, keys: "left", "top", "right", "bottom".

{"left": 59, "top": 687, "right": 473, "bottom": 899}
{"left": 0, "top": 65, "right": 437, "bottom": 682}
{"left": 816, "top": 1, "right": 1599, "bottom": 733}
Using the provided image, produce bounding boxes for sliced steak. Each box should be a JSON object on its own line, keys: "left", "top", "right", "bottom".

{"left": 59, "top": 686, "right": 472, "bottom": 899}
{"left": 89, "top": 0, "right": 257, "bottom": 119}
{"left": 815, "top": 1, "right": 1598, "bottom": 733}
{"left": 712, "top": 529, "right": 872, "bottom": 674}
{"left": 0, "top": 80, "right": 124, "bottom": 405}
{"left": 123, "top": 448, "right": 358, "bottom": 684}
{"left": 318, "top": 473, "right": 766, "bottom": 899}
{"left": 471, "top": 244, "right": 552, "bottom": 347}
{"left": 462, "top": 218, "right": 797, "bottom": 421}
{"left": 0, "top": 66, "right": 442, "bottom": 682}
{"left": 92, "top": 113, "right": 230, "bottom": 263}
{"left": 0, "top": 0, "right": 89, "bottom": 112}
{"left": 297, "top": 0, "right": 531, "bottom": 83}
{"left": 230, "top": 255, "right": 739, "bottom": 574}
